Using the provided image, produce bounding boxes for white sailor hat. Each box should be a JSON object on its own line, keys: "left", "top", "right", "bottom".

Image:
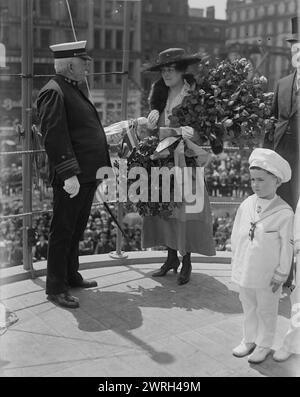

{"left": 49, "top": 40, "right": 92, "bottom": 60}
{"left": 249, "top": 148, "right": 291, "bottom": 183}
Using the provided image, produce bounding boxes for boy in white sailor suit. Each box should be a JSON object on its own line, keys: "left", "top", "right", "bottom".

{"left": 273, "top": 197, "right": 300, "bottom": 362}
{"left": 231, "top": 148, "right": 294, "bottom": 364}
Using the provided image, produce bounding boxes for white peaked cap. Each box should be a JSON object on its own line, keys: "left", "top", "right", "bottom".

{"left": 49, "top": 40, "right": 92, "bottom": 60}
{"left": 249, "top": 148, "right": 291, "bottom": 183}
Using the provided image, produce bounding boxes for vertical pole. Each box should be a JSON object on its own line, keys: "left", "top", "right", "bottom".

{"left": 115, "top": 0, "right": 131, "bottom": 257}
{"left": 21, "top": 0, "right": 34, "bottom": 274}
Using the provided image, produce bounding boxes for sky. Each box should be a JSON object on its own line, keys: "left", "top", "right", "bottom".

{"left": 188, "top": 0, "right": 227, "bottom": 20}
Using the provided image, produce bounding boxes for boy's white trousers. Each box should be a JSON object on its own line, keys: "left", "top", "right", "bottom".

{"left": 239, "top": 286, "right": 282, "bottom": 348}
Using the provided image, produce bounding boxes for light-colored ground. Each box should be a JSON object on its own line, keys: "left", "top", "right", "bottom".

{"left": 1, "top": 254, "right": 299, "bottom": 377}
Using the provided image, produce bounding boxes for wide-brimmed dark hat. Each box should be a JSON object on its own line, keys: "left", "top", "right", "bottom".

{"left": 144, "top": 48, "right": 201, "bottom": 72}
{"left": 286, "top": 16, "right": 300, "bottom": 43}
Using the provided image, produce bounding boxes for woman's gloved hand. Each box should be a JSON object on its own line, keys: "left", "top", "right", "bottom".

{"left": 147, "top": 110, "right": 159, "bottom": 129}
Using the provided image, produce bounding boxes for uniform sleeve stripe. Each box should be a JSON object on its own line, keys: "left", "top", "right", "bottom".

{"left": 56, "top": 163, "right": 79, "bottom": 174}
{"left": 56, "top": 159, "right": 78, "bottom": 172}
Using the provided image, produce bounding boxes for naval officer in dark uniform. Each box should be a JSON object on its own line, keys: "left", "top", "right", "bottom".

{"left": 37, "top": 41, "right": 111, "bottom": 308}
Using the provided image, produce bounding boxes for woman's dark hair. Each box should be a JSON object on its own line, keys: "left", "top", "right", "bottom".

{"left": 148, "top": 73, "right": 196, "bottom": 113}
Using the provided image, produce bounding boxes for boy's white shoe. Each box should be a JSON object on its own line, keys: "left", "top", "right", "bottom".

{"left": 248, "top": 346, "right": 271, "bottom": 364}
{"left": 273, "top": 346, "right": 293, "bottom": 362}
{"left": 232, "top": 342, "right": 256, "bottom": 357}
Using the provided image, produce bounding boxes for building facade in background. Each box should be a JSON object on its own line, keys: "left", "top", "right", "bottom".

{"left": 141, "top": 0, "right": 227, "bottom": 96}
{"left": 226, "top": 0, "right": 299, "bottom": 89}
{"left": 1, "top": 0, "right": 297, "bottom": 125}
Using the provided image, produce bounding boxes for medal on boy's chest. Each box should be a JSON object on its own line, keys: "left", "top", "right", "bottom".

{"left": 249, "top": 222, "right": 257, "bottom": 241}
{"left": 256, "top": 204, "right": 262, "bottom": 214}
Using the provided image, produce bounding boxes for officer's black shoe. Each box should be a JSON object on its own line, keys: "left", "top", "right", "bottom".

{"left": 47, "top": 292, "right": 79, "bottom": 308}
{"left": 70, "top": 279, "right": 98, "bottom": 288}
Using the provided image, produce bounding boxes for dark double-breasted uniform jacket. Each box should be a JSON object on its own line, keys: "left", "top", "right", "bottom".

{"left": 264, "top": 70, "right": 300, "bottom": 211}
{"left": 37, "top": 74, "right": 111, "bottom": 185}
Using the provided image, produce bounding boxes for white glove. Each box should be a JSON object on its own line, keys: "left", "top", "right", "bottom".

{"left": 63, "top": 175, "right": 80, "bottom": 198}
{"left": 147, "top": 110, "right": 159, "bottom": 129}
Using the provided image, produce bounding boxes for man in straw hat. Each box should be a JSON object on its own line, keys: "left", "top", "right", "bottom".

{"left": 264, "top": 16, "right": 300, "bottom": 288}
{"left": 37, "top": 41, "right": 111, "bottom": 308}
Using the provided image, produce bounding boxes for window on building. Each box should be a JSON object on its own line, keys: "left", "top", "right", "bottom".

{"left": 93, "top": 60, "right": 102, "bottom": 88}
{"left": 40, "top": 0, "right": 51, "bottom": 17}
{"left": 268, "top": 4, "right": 275, "bottom": 15}
{"left": 33, "top": 27, "right": 38, "bottom": 47}
{"left": 94, "top": 29, "right": 101, "bottom": 49}
{"left": 94, "top": 60, "right": 101, "bottom": 73}
{"left": 289, "top": 0, "right": 296, "bottom": 13}
{"left": 231, "top": 10, "right": 237, "bottom": 22}
{"left": 213, "top": 27, "right": 221, "bottom": 37}
{"left": 277, "top": 20, "right": 284, "bottom": 34}
{"left": 267, "top": 22, "right": 273, "bottom": 35}
{"left": 105, "top": 60, "right": 112, "bottom": 83}
{"left": 116, "top": 61, "right": 122, "bottom": 85}
{"left": 40, "top": 29, "right": 51, "bottom": 48}
{"left": 105, "top": 29, "right": 113, "bottom": 49}
{"left": 177, "top": 28, "right": 185, "bottom": 42}
{"left": 0, "top": 25, "right": 9, "bottom": 45}
{"left": 95, "top": 102, "right": 104, "bottom": 120}
{"left": 248, "top": 24, "right": 254, "bottom": 37}
{"left": 94, "top": 0, "right": 101, "bottom": 18}
{"left": 115, "top": 1, "right": 124, "bottom": 21}
{"left": 146, "top": 1, "right": 153, "bottom": 13}
{"left": 230, "top": 27, "right": 236, "bottom": 40}
{"left": 240, "top": 25, "right": 245, "bottom": 38}
{"left": 257, "top": 23, "right": 263, "bottom": 36}
{"left": 249, "top": 8, "right": 255, "bottom": 19}
{"left": 166, "top": 1, "right": 171, "bottom": 13}
{"left": 105, "top": 0, "right": 114, "bottom": 19}
{"left": 116, "top": 30, "right": 123, "bottom": 50}
{"left": 278, "top": 2, "right": 285, "bottom": 15}
{"left": 65, "top": 29, "right": 74, "bottom": 42}
{"left": 129, "top": 31, "right": 134, "bottom": 51}
{"left": 258, "top": 5, "right": 264, "bottom": 17}
{"left": 158, "top": 25, "right": 163, "bottom": 41}
{"left": 10, "top": 25, "right": 21, "bottom": 48}
{"left": 67, "top": 0, "right": 78, "bottom": 18}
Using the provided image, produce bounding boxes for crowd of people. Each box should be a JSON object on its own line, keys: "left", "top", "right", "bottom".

{"left": 0, "top": 197, "right": 237, "bottom": 267}
{"left": 0, "top": 149, "right": 252, "bottom": 267}
{"left": 0, "top": 200, "right": 145, "bottom": 266}
{"left": 205, "top": 151, "right": 252, "bottom": 198}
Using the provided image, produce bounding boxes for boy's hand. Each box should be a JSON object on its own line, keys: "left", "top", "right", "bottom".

{"left": 270, "top": 278, "right": 282, "bottom": 293}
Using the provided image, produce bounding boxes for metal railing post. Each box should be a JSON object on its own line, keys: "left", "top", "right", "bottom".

{"left": 110, "top": 0, "right": 131, "bottom": 259}
{"left": 21, "top": 0, "right": 34, "bottom": 275}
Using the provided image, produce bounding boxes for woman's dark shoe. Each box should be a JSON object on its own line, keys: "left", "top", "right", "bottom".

{"left": 152, "top": 258, "right": 180, "bottom": 277}
{"left": 177, "top": 255, "right": 192, "bottom": 285}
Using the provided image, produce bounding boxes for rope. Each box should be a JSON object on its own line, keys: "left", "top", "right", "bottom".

{"left": 0, "top": 146, "right": 247, "bottom": 156}
{"left": 0, "top": 200, "right": 242, "bottom": 221}
{"left": 0, "top": 72, "right": 129, "bottom": 78}
{"left": 0, "top": 149, "right": 45, "bottom": 155}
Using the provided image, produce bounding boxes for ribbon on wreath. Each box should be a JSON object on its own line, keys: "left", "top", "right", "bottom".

{"left": 150, "top": 127, "right": 211, "bottom": 214}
